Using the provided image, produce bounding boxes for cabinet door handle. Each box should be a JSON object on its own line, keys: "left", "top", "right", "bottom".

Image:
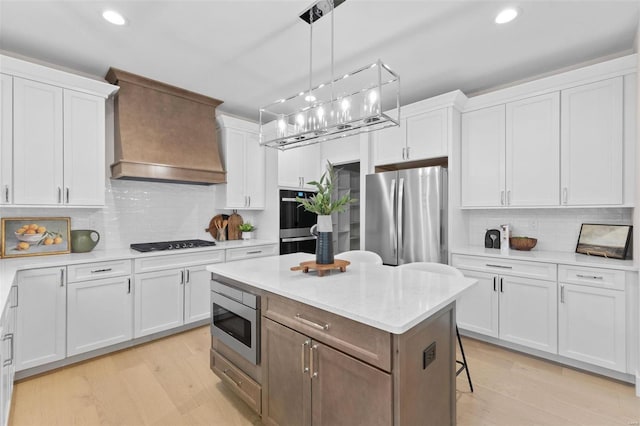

{"left": 560, "top": 285, "right": 565, "bottom": 303}
{"left": 127, "top": 278, "right": 131, "bottom": 294}
{"left": 295, "top": 313, "right": 329, "bottom": 331}
{"left": 401, "top": 147, "right": 406, "bottom": 160}
{"left": 222, "top": 368, "right": 242, "bottom": 387}
{"left": 576, "top": 274, "right": 603, "bottom": 280}
{"left": 486, "top": 264, "right": 512, "bottom": 269}
{"left": 2, "top": 334, "right": 14, "bottom": 367}
{"left": 11, "top": 286, "right": 18, "bottom": 308}
{"left": 500, "top": 190, "right": 505, "bottom": 206}
{"left": 60, "top": 268, "right": 65, "bottom": 287}
{"left": 181, "top": 270, "right": 185, "bottom": 285}
{"left": 4, "top": 185, "right": 8, "bottom": 203}
{"left": 186, "top": 269, "right": 190, "bottom": 283}
{"left": 65, "top": 187, "right": 70, "bottom": 204}
{"left": 406, "top": 146, "right": 410, "bottom": 159}
{"left": 309, "top": 344, "right": 318, "bottom": 378}
{"left": 248, "top": 196, "right": 250, "bottom": 207}
{"left": 91, "top": 268, "right": 112, "bottom": 274}
{"left": 493, "top": 277, "right": 497, "bottom": 292}
{"left": 562, "top": 187, "right": 568, "bottom": 204}
{"left": 301, "top": 339, "right": 310, "bottom": 374}
{"left": 58, "top": 187, "right": 62, "bottom": 204}
{"left": 500, "top": 278, "right": 504, "bottom": 293}
{"left": 507, "top": 190, "right": 511, "bottom": 205}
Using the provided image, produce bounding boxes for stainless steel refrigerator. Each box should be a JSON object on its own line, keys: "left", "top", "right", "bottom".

{"left": 365, "top": 166, "right": 447, "bottom": 265}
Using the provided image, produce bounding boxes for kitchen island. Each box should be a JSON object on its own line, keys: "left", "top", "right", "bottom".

{"left": 206, "top": 253, "right": 477, "bottom": 426}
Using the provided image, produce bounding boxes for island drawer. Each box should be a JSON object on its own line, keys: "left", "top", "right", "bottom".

{"left": 264, "top": 293, "right": 392, "bottom": 372}
{"left": 211, "top": 349, "right": 261, "bottom": 415}
{"left": 451, "top": 254, "right": 556, "bottom": 281}
{"left": 67, "top": 259, "right": 131, "bottom": 283}
{"left": 226, "top": 244, "right": 278, "bottom": 262}
{"left": 558, "top": 265, "right": 625, "bottom": 290}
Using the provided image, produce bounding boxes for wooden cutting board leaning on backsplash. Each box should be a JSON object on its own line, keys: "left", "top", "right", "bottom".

{"left": 227, "top": 212, "right": 243, "bottom": 240}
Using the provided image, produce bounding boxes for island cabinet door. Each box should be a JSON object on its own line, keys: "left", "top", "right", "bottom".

{"left": 310, "top": 341, "right": 392, "bottom": 426}
{"left": 262, "top": 318, "right": 311, "bottom": 426}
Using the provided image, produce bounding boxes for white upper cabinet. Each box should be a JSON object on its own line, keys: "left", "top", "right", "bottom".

{"left": 13, "top": 77, "right": 64, "bottom": 205}
{"left": 63, "top": 90, "right": 106, "bottom": 206}
{"left": 1, "top": 54, "right": 116, "bottom": 207}
{"left": 218, "top": 115, "right": 265, "bottom": 209}
{"left": 560, "top": 77, "right": 623, "bottom": 206}
{"left": 506, "top": 92, "right": 560, "bottom": 206}
{"left": 321, "top": 134, "right": 361, "bottom": 166}
{"left": 461, "top": 105, "right": 505, "bottom": 207}
{"left": 0, "top": 74, "right": 12, "bottom": 205}
{"left": 278, "top": 143, "right": 320, "bottom": 189}
{"left": 374, "top": 108, "right": 449, "bottom": 165}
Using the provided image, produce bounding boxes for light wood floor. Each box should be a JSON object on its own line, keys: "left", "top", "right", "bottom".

{"left": 9, "top": 326, "right": 639, "bottom": 426}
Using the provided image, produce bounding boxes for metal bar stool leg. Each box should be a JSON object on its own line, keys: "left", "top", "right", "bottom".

{"left": 455, "top": 325, "right": 473, "bottom": 392}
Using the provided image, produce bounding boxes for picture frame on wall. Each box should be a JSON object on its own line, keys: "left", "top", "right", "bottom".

{"left": 1, "top": 217, "right": 71, "bottom": 258}
{"left": 575, "top": 223, "right": 632, "bottom": 260}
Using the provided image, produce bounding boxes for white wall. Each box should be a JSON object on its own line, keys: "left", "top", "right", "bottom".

{"left": 464, "top": 208, "right": 633, "bottom": 253}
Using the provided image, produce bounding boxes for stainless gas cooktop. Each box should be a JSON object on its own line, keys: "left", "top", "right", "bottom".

{"left": 130, "top": 239, "right": 216, "bottom": 252}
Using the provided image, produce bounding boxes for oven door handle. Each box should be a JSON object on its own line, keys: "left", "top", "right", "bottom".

{"left": 281, "top": 197, "right": 302, "bottom": 202}
{"left": 281, "top": 236, "right": 316, "bottom": 243}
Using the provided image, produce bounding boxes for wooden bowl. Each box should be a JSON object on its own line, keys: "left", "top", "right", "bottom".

{"left": 509, "top": 237, "right": 537, "bottom": 251}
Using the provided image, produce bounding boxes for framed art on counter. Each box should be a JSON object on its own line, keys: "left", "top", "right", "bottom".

{"left": 1, "top": 217, "right": 71, "bottom": 258}
{"left": 575, "top": 223, "right": 632, "bottom": 260}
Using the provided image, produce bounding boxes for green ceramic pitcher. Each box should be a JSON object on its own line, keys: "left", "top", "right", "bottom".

{"left": 70, "top": 230, "right": 100, "bottom": 253}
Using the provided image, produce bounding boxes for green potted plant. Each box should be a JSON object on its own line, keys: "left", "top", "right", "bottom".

{"left": 297, "top": 161, "right": 356, "bottom": 264}
{"left": 238, "top": 222, "right": 256, "bottom": 240}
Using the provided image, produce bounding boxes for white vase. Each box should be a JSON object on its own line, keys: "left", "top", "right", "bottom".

{"left": 243, "top": 231, "right": 254, "bottom": 240}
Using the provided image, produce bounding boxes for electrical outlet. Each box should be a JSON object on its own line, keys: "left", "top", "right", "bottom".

{"left": 423, "top": 342, "right": 436, "bottom": 369}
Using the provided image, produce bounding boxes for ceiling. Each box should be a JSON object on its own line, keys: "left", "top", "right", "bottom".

{"left": 1, "top": 1, "right": 638, "bottom": 121}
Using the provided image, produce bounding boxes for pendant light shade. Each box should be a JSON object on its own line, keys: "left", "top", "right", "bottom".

{"left": 259, "top": 0, "right": 400, "bottom": 150}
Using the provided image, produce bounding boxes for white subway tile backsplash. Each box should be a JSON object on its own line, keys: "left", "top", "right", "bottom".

{"left": 463, "top": 208, "right": 633, "bottom": 253}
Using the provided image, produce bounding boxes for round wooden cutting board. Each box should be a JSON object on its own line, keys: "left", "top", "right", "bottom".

{"left": 205, "top": 214, "right": 229, "bottom": 240}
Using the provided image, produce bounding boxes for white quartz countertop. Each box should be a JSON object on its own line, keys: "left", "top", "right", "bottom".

{"left": 0, "top": 239, "right": 277, "bottom": 311}
{"left": 206, "top": 253, "right": 478, "bottom": 334}
{"left": 451, "top": 246, "right": 638, "bottom": 271}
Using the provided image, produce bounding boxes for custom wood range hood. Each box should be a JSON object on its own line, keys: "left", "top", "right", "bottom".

{"left": 105, "top": 68, "right": 226, "bottom": 184}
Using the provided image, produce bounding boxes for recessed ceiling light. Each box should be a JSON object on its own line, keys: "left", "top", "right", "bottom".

{"left": 495, "top": 7, "right": 519, "bottom": 24}
{"left": 102, "top": 10, "right": 126, "bottom": 26}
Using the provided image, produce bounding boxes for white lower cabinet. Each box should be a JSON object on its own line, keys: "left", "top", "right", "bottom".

{"left": 453, "top": 255, "right": 558, "bottom": 354}
{"left": 16, "top": 267, "right": 66, "bottom": 371}
{"left": 67, "top": 276, "right": 133, "bottom": 356}
{"left": 184, "top": 264, "right": 212, "bottom": 323}
{"left": 134, "top": 268, "right": 185, "bottom": 338}
{"left": 558, "top": 278, "right": 626, "bottom": 372}
{"left": 0, "top": 287, "right": 16, "bottom": 426}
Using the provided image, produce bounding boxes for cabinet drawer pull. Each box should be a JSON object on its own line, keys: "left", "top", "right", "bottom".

{"left": 91, "top": 268, "right": 112, "bottom": 273}
{"left": 560, "top": 285, "right": 565, "bottom": 303}
{"left": 562, "top": 187, "right": 568, "bottom": 204}
{"left": 127, "top": 278, "right": 131, "bottom": 294}
{"left": 500, "top": 277, "right": 504, "bottom": 293}
{"left": 58, "top": 187, "right": 62, "bottom": 204}
{"left": 4, "top": 185, "right": 8, "bottom": 202}
{"left": 295, "top": 313, "right": 329, "bottom": 331}
{"left": 66, "top": 187, "right": 70, "bottom": 204}
{"left": 402, "top": 147, "right": 406, "bottom": 160}
{"left": 222, "top": 368, "right": 242, "bottom": 387}
{"left": 500, "top": 190, "right": 505, "bottom": 206}
{"left": 507, "top": 190, "right": 511, "bottom": 205}
{"left": 181, "top": 270, "right": 185, "bottom": 285}
{"left": 246, "top": 250, "right": 262, "bottom": 255}
{"left": 301, "top": 340, "right": 310, "bottom": 374}
{"left": 486, "top": 264, "right": 512, "bottom": 269}
{"left": 60, "top": 268, "right": 65, "bottom": 287}
{"left": 575, "top": 274, "right": 603, "bottom": 280}
{"left": 186, "top": 269, "right": 190, "bottom": 283}
{"left": 493, "top": 277, "right": 497, "bottom": 292}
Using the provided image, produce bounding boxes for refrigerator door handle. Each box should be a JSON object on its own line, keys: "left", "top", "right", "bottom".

{"left": 397, "top": 177, "right": 405, "bottom": 261}
{"left": 390, "top": 178, "right": 397, "bottom": 257}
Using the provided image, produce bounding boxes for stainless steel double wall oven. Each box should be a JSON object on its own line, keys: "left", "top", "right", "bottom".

{"left": 279, "top": 189, "right": 316, "bottom": 255}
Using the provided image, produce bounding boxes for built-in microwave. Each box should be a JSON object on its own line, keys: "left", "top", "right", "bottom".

{"left": 210, "top": 278, "right": 260, "bottom": 365}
